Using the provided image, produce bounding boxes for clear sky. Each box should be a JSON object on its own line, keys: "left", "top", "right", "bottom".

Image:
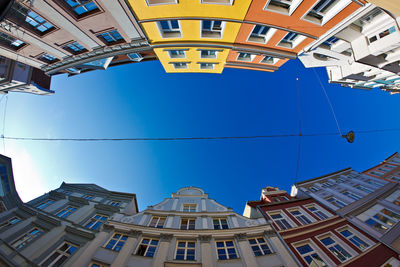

{"left": 4, "top": 59, "right": 400, "bottom": 214}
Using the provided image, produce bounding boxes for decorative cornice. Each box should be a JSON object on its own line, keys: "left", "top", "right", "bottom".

{"left": 49, "top": 191, "right": 66, "bottom": 200}
{"left": 65, "top": 225, "right": 95, "bottom": 240}
{"left": 36, "top": 213, "right": 61, "bottom": 227}
{"left": 95, "top": 203, "right": 120, "bottom": 213}
{"left": 103, "top": 224, "right": 115, "bottom": 232}
{"left": 17, "top": 204, "right": 36, "bottom": 216}
{"left": 130, "top": 230, "right": 142, "bottom": 238}
{"left": 264, "top": 229, "right": 277, "bottom": 237}
{"left": 68, "top": 196, "right": 89, "bottom": 206}
{"left": 198, "top": 235, "right": 212, "bottom": 243}
{"left": 234, "top": 233, "right": 248, "bottom": 241}
{"left": 160, "top": 233, "right": 173, "bottom": 242}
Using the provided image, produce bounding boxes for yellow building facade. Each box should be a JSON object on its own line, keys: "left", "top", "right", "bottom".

{"left": 128, "top": 0, "right": 252, "bottom": 73}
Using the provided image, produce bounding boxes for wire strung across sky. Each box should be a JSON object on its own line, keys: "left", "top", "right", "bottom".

{"left": 1, "top": 128, "right": 400, "bottom": 142}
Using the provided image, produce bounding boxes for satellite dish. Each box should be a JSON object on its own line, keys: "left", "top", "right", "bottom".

{"left": 342, "top": 131, "right": 355, "bottom": 143}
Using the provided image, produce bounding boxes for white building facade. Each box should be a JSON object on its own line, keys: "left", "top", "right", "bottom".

{"left": 79, "top": 187, "right": 300, "bottom": 267}
{"left": 298, "top": 3, "right": 400, "bottom": 93}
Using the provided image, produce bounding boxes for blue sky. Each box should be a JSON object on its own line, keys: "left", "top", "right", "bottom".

{"left": 4, "top": 59, "right": 400, "bottom": 214}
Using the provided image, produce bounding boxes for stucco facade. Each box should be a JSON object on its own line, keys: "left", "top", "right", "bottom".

{"left": 78, "top": 186, "right": 299, "bottom": 267}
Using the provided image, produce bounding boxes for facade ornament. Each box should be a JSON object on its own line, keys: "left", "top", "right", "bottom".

{"left": 234, "top": 233, "right": 248, "bottom": 241}
{"left": 198, "top": 235, "right": 212, "bottom": 243}
{"left": 264, "top": 229, "right": 276, "bottom": 237}
{"left": 130, "top": 230, "right": 142, "bottom": 238}
{"left": 160, "top": 233, "right": 173, "bottom": 242}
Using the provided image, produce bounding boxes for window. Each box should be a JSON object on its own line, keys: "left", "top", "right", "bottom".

{"left": 149, "top": 216, "right": 166, "bottom": 228}
{"left": 322, "top": 36, "right": 339, "bottom": 48}
{"left": 201, "top": 20, "right": 224, "bottom": 38}
{"left": 63, "top": 0, "right": 99, "bottom": 16}
{"left": 200, "top": 50, "right": 218, "bottom": 59}
{"left": 136, "top": 238, "right": 159, "bottom": 257}
{"left": 105, "top": 233, "right": 128, "bottom": 251}
{"left": 278, "top": 32, "right": 302, "bottom": 48}
{"left": 25, "top": 11, "right": 54, "bottom": 33}
{"left": 237, "top": 53, "right": 255, "bottom": 62}
{"left": 56, "top": 205, "right": 77, "bottom": 218}
{"left": 248, "top": 25, "right": 270, "bottom": 43}
{"left": 354, "top": 185, "right": 373, "bottom": 194}
{"left": 296, "top": 243, "right": 327, "bottom": 266}
{"left": 265, "top": 0, "right": 302, "bottom": 15}
{"left": 269, "top": 212, "right": 292, "bottom": 230}
{"left": 0, "top": 32, "right": 25, "bottom": 51}
{"left": 342, "top": 190, "right": 361, "bottom": 201}
{"left": 97, "top": 30, "right": 123, "bottom": 45}
{"left": 128, "top": 53, "right": 143, "bottom": 62}
{"left": 273, "top": 197, "right": 281, "bottom": 202}
{"left": 365, "top": 208, "right": 400, "bottom": 233}
{"left": 0, "top": 216, "right": 21, "bottom": 229}
{"left": 175, "top": 241, "right": 195, "bottom": 260}
{"left": 180, "top": 218, "right": 196, "bottom": 230}
{"left": 90, "top": 263, "right": 107, "bottom": 267}
{"left": 183, "top": 204, "right": 196, "bottom": 212}
{"left": 201, "top": 0, "right": 233, "bottom": 5}
{"left": 36, "top": 199, "right": 54, "bottom": 210}
{"left": 338, "top": 228, "right": 370, "bottom": 250}
{"left": 365, "top": 179, "right": 384, "bottom": 187}
{"left": 146, "top": 0, "right": 177, "bottom": 5}
{"left": 309, "top": 186, "right": 320, "bottom": 192}
{"left": 248, "top": 237, "right": 272, "bottom": 256}
{"left": 213, "top": 218, "right": 228, "bottom": 230}
{"left": 319, "top": 236, "right": 352, "bottom": 262}
{"left": 326, "top": 196, "right": 346, "bottom": 208}
{"left": 168, "top": 50, "right": 185, "bottom": 59}
{"left": 261, "top": 56, "right": 277, "bottom": 64}
{"left": 321, "top": 181, "right": 334, "bottom": 188}
{"left": 369, "top": 26, "right": 396, "bottom": 43}
{"left": 62, "top": 41, "right": 86, "bottom": 54}
{"left": 199, "top": 63, "right": 215, "bottom": 70}
{"left": 173, "top": 62, "right": 188, "bottom": 69}
{"left": 369, "top": 171, "right": 384, "bottom": 176}
{"left": 109, "top": 201, "right": 120, "bottom": 207}
{"left": 158, "top": 20, "right": 181, "bottom": 38}
{"left": 85, "top": 214, "right": 108, "bottom": 230}
{"left": 282, "top": 196, "right": 289, "bottom": 201}
{"left": 40, "top": 242, "right": 78, "bottom": 267}
{"left": 11, "top": 227, "right": 43, "bottom": 249}
{"left": 290, "top": 209, "right": 312, "bottom": 225}
{"left": 216, "top": 240, "right": 238, "bottom": 260}
{"left": 38, "top": 53, "right": 58, "bottom": 63}
{"left": 305, "top": 0, "right": 339, "bottom": 24}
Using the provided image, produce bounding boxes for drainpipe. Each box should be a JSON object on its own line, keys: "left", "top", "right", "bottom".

{"left": 256, "top": 205, "right": 302, "bottom": 267}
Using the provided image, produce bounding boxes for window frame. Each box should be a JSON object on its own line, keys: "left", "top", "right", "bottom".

{"left": 317, "top": 233, "right": 354, "bottom": 262}
{"left": 288, "top": 208, "right": 313, "bottom": 225}
{"left": 268, "top": 211, "right": 294, "bottom": 230}
{"left": 36, "top": 199, "right": 55, "bottom": 210}
{"left": 248, "top": 236, "right": 272, "bottom": 256}
{"left": 0, "top": 216, "right": 21, "bottom": 230}
{"left": 96, "top": 29, "right": 125, "bottom": 46}
{"left": 180, "top": 218, "right": 196, "bottom": 230}
{"left": 336, "top": 226, "right": 373, "bottom": 251}
{"left": 182, "top": 204, "right": 197, "bottom": 212}
{"left": 104, "top": 233, "right": 128, "bottom": 252}
{"left": 213, "top": 218, "right": 229, "bottom": 230}
{"left": 149, "top": 216, "right": 166, "bottom": 228}
{"left": 11, "top": 227, "right": 43, "bottom": 250}
{"left": 201, "top": 20, "right": 225, "bottom": 39}
{"left": 40, "top": 241, "right": 78, "bottom": 266}
{"left": 84, "top": 214, "right": 108, "bottom": 230}
{"left": 55, "top": 205, "right": 78, "bottom": 218}
{"left": 175, "top": 240, "right": 196, "bottom": 261}
{"left": 54, "top": 0, "right": 101, "bottom": 20}
{"left": 135, "top": 237, "right": 159, "bottom": 257}
{"left": 157, "top": 20, "right": 182, "bottom": 38}
{"left": 215, "top": 240, "right": 238, "bottom": 260}
{"left": 294, "top": 240, "right": 329, "bottom": 267}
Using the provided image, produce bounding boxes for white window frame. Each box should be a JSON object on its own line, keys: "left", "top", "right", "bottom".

{"left": 11, "top": 227, "right": 43, "bottom": 249}
{"left": 145, "top": 0, "right": 178, "bottom": 6}
{"left": 180, "top": 218, "right": 196, "bottom": 230}
{"left": 302, "top": 0, "right": 352, "bottom": 26}
{"left": 288, "top": 208, "right": 314, "bottom": 225}
{"left": 199, "top": 62, "right": 216, "bottom": 70}
{"left": 336, "top": 225, "right": 374, "bottom": 251}
{"left": 215, "top": 240, "right": 238, "bottom": 260}
{"left": 149, "top": 216, "right": 166, "bottom": 228}
{"left": 167, "top": 50, "right": 186, "bottom": 59}
{"left": 354, "top": 185, "right": 374, "bottom": 194}
{"left": 264, "top": 0, "right": 303, "bottom": 16}
{"left": 277, "top": 32, "right": 306, "bottom": 49}
{"left": 261, "top": 55, "right": 279, "bottom": 64}
{"left": 213, "top": 218, "right": 229, "bottom": 230}
{"left": 104, "top": 233, "right": 128, "bottom": 251}
{"left": 40, "top": 241, "right": 78, "bottom": 267}
{"left": 172, "top": 62, "right": 188, "bottom": 70}
{"left": 341, "top": 190, "right": 362, "bottom": 201}
{"left": 361, "top": 205, "right": 400, "bottom": 233}
{"left": 317, "top": 233, "right": 355, "bottom": 262}
{"left": 175, "top": 240, "right": 196, "bottom": 260}
{"left": 237, "top": 52, "right": 256, "bottom": 62}
{"left": 199, "top": 49, "right": 219, "bottom": 59}
{"left": 293, "top": 240, "right": 330, "bottom": 267}
{"left": 268, "top": 211, "right": 294, "bottom": 230}
{"left": 248, "top": 236, "right": 272, "bottom": 256}
{"left": 201, "top": 20, "right": 226, "bottom": 39}
{"left": 305, "top": 204, "right": 330, "bottom": 220}
{"left": 157, "top": 20, "right": 182, "bottom": 38}
{"left": 84, "top": 214, "right": 108, "bottom": 230}
{"left": 182, "top": 204, "right": 197, "bottom": 212}
{"left": 201, "top": 0, "right": 234, "bottom": 5}
{"left": 247, "top": 25, "right": 276, "bottom": 44}
{"left": 325, "top": 196, "right": 346, "bottom": 209}
{"left": 135, "top": 237, "right": 159, "bottom": 257}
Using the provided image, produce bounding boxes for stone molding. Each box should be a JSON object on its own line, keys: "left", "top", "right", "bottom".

{"left": 234, "top": 233, "right": 248, "bottom": 241}
{"left": 198, "top": 235, "right": 212, "bottom": 243}
{"left": 160, "top": 233, "right": 173, "bottom": 242}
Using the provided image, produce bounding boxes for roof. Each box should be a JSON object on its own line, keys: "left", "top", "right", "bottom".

{"left": 294, "top": 167, "right": 352, "bottom": 186}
